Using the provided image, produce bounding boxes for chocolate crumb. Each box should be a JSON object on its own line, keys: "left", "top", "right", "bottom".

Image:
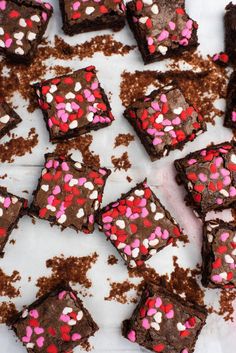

{"left": 217, "top": 289, "right": 236, "bottom": 322}
{"left": 107, "top": 255, "right": 118, "bottom": 265}
{"left": 126, "top": 176, "right": 132, "bottom": 183}
{"left": 105, "top": 280, "right": 137, "bottom": 304}
{"left": 111, "top": 152, "right": 131, "bottom": 171}
{"left": 0, "top": 268, "right": 21, "bottom": 298}
{"left": 9, "top": 239, "right": 16, "bottom": 245}
{"left": 114, "top": 133, "right": 135, "bottom": 148}
{"left": 0, "top": 302, "right": 17, "bottom": 324}
{"left": 0, "top": 173, "right": 7, "bottom": 180}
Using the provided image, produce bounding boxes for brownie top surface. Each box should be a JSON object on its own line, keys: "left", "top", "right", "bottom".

{"left": 125, "top": 86, "right": 205, "bottom": 155}
{"left": 0, "top": 102, "right": 19, "bottom": 131}
{"left": 175, "top": 142, "right": 236, "bottom": 213}
{"left": 62, "top": 0, "right": 125, "bottom": 24}
{"left": 125, "top": 284, "right": 206, "bottom": 353}
{"left": 12, "top": 288, "right": 97, "bottom": 353}
{"left": 32, "top": 154, "right": 110, "bottom": 231}
{"left": 127, "top": 0, "right": 197, "bottom": 57}
{"left": 99, "top": 181, "right": 182, "bottom": 268}
{"left": 0, "top": 0, "right": 52, "bottom": 56}
{"left": 205, "top": 220, "right": 236, "bottom": 287}
{"left": 34, "top": 66, "right": 114, "bottom": 140}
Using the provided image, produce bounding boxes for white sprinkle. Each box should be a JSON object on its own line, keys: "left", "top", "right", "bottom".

{"left": 90, "top": 190, "right": 98, "bottom": 200}
{"left": 63, "top": 307, "right": 73, "bottom": 315}
{"left": 46, "top": 205, "right": 56, "bottom": 212}
{"left": 0, "top": 40, "right": 5, "bottom": 48}
{"left": 134, "top": 189, "right": 144, "bottom": 196}
{"left": 164, "top": 126, "right": 174, "bottom": 132}
{"left": 27, "top": 32, "right": 36, "bottom": 41}
{"left": 77, "top": 311, "right": 83, "bottom": 321}
{"left": 150, "top": 202, "right": 156, "bottom": 213}
{"left": 87, "top": 112, "right": 94, "bottom": 122}
{"left": 69, "top": 178, "right": 78, "bottom": 187}
{"left": 0, "top": 28, "right": 4, "bottom": 35}
{"left": 143, "top": 0, "right": 153, "bottom": 5}
{"left": 19, "top": 18, "right": 27, "bottom": 27}
{"left": 14, "top": 32, "right": 24, "bottom": 40}
{"left": 84, "top": 182, "right": 94, "bottom": 190}
{"left": 150, "top": 322, "right": 160, "bottom": 331}
{"left": 46, "top": 93, "right": 53, "bottom": 103}
{"left": 225, "top": 254, "right": 234, "bottom": 264}
{"left": 173, "top": 107, "right": 183, "bottom": 115}
{"left": 94, "top": 200, "right": 99, "bottom": 210}
{"left": 177, "top": 322, "right": 186, "bottom": 331}
{"left": 85, "top": 6, "right": 95, "bottom": 15}
{"left": 154, "top": 212, "right": 164, "bottom": 221}
{"left": 117, "top": 242, "right": 126, "bottom": 249}
{"left": 22, "top": 309, "right": 28, "bottom": 318}
{"left": 132, "top": 248, "right": 140, "bottom": 258}
{"left": 0, "top": 196, "right": 4, "bottom": 203}
{"left": 58, "top": 214, "right": 67, "bottom": 224}
{"left": 76, "top": 209, "right": 85, "bottom": 219}
{"left": 15, "top": 47, "right": 24, "bottom": 55}
{"left": 116, "top": 220, "right": 125, "bottom": 229}
{"left": 231, "top": 154, "right": 236, "bottom": 164}
{"left": 75, "top": 82, "right": 82, "bottom": 91}
{"left": 110, "top": 234, "right": 117, "bottom": 241}
{"left": 12, "top": 197, "right": 18, "bottom": 204}
{"left": 0, "top": 115, "right": 10, "bottom": 124}
{"left": 65, "top": 102, "right": 72, "bottom": 112}
{"left": 69, "top": 120, "right": 78, "bottom": 129}
{"left": 155, "top": 114, "right": 163, "bottom": 123}
{"left": 74, "top": 162, "right": 82, "bottom": 169}
{"left": 49, "top": 85, "right": 57, "bottom": 93}
{"left": 158, "top": 45, "right": 168, "bottom": 55}
{"left": 26, "top": 343, "right": 35, "bottom": 349}
{"left": 153, "top": 312, "right": 162, "bottom": 323}
{"left": 65, "top": 92, "right": 75, "bottom": 99}
{"left": 16, "top": 40, "right": 23, "bottom": 46}
{"left": 129, "top": 260, "right": 137, "bottom": 268}
{"left": 220, "top": 272, "right": 228, "bottom": 280}
{"left": 207, "top": 234, "right": 213, "bottom": 243}
{"left": 139, "top": 16, "right": 148, "bottom": 24}
{"left": 41, "top": 184, "right": 49, "bottom": 192}
{"left": 149, "top": 249, "right": 157, "bottom": 255}
{"left": 232, "top": 249, "right": 236, "bottom": 256}
{"left": 149, "top": 239, "right": 159, "bottom": 247}
{"left": 31, "top": 15, "right": 40, "bottom": 22}
{"left": 0, "top": 208, "right": 3, "bottom": 217}
{"left": 143, "top": 239, "right": 149, "bottom": 248}
{"left": 68, "top": 319, "right": 76, "bottom": 326}
{"left": 151, "top": 4, "right": 159, "bottom": 14}
{"left": 219, "top": 189, "right": 229, "bottom": 197}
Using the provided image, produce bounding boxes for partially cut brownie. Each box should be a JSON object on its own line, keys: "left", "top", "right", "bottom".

{"left": 122, "top": 283, "right": 207, "bottom": 353}
{"left": 224, "top": 71, "right": 236, "bottom": 130}
{"left": 124, "top": 84, "right": 206, "bottom": 161}
{"left": 0, "top": 187, "right": 27, "bottom": 255}
{"left": 11, "top": 285, "right": 99, "bottom": 353}
{"left": 0, "top": 99, "right": 22, "bottom": 139}
{"left": 30, "top": 153, "right": 111, "bottom": 233}
{"left": 174, "top": 142, "right": 236, "bottom": 217}
{"left": 34, "top": 66, "right": 114, "bottom": 143}
{"left": 97, "top": 180, "right": 183, "bottom": 268}
{"left": 202, "top": 219, "right": 236, "bottom": 289}
{"left": 225, "top": 2, "right": 236, "bottom": 66}
{"left": 59, "top": 0, "right": 126, "bottom": 35}
{"left": 0, "top": 0, "right": 53, "bottom": 64}
{"left": 126, "top": 0, "right": 199, "bottom": 64}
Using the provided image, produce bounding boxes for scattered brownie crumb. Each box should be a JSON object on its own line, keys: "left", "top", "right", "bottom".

{"left": 9, "top": 239, "right": 16, "bottom": 245}
{"left": 105, "top": 279, "right": 137, "bottom": 304}
{"left": 0, "top": 173, "right": 7, "bottom": 180}
{"left": 0, "top": 128, "right": 38, "bottom": 163}
{"left": 114, "top": 133, "right": 135, "bottom": 148}
{"left": 28, "top": 276, "right": 31, "bottom": 282}
{"left": 50, "top": 65, "right": 71, "bottom": 76}
{"left": 107, "top": 255, "right": 118, "bottom": 265}
{"left": 111, "top": 152, "right": 131, "bottom": 171}
{"left": 0, "top": 268, "right": 21, "bottom": 298}
{"left": 36, "top": 253, "right": 98, "bottom": 298}
{"left": 79, "top": 339, "right": 93, "bottom": 352}
{"left": 31, "top": 218, "right": 36, "bottom": 225}
{"left": 0, "top": 302, "right": 17, "bottom": 324}
{"left": 127, "top": 176, "right": 132, "bottom": 183}
{"left": 54, "top": 135, "right": 100, "bottom": 168}
{"left": 22, "top": 190, "right": 29, "bottom": 194}
{"left": 217, "top": 289, "right": 236, "bottom": 322}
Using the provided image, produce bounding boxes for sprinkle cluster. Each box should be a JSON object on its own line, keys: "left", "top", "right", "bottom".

{"left": 99, "top": 181, "right": 182, "bottom": 268}
{"left": 131, "top": 0, "right": 198, "bottom": 56}
{"left": 0, "top": 0, "right": 52, "bottom": 56}
{"left": 35, "top": 66, "right": 114, "bottom": 141}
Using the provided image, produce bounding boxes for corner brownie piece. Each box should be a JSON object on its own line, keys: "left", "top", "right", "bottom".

{"left": 30, "top": 153, "right": 111, "bottom": 233}
{"left": 225, "top": 2, "right": 236, "bottom": 66}
{"left": 224, "top": 71, "right": 236, "bottom": 130}
{"left": 202, "top": 219, "right": 236, "bottom": 289}
{"left": 122, "top": 283, "right": 207, "bottom": 353}
{"left": 0, "top": 99, "right": 22, "bottom": 139}
{"left": 11, "top": 285, "right": 99, "bottom": 353}
{"left": 124, "top": 84, "right": 206, "bottom": 161}
{"left": 126, "top": 0, "right": 198, "bottom": 64}
{"left": 97, "top": 180, "right": 182, "bottom": 268}
{"left": 59, "top": 0, "right": 126, "bottom": 36}
{"left": 174, "top": 142, "right": 236, "bottom": 217}
{"left": 34, "top": 66, "right": 114, "bottom": 143}
{"left": 0, "top": 187, "right": 27, "bottom": 255}
{"left": 0, "top": 0, "right": 53, "bottom": 64}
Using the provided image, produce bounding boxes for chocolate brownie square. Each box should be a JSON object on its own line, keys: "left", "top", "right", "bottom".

{"left": 225, "top": 2, "right": 236, "bottom": 66}
{"left": 224, "top": 71, "right": 236, "bottom": 130}
{"left": 126, "top": 0, "right": 199, "bottom": 64}
{"left": 34, "top": 66, "right": 115, "bottom": 143}
{"left": 122, "top": 283, "right": 207, "bottom": 353}
{"left": 0, "top": 99, "right": 22, "bottom": 139}
{"left": 174, "top": 142, "right": 236, "bottom": 217}
{"left": 11, "top": 285, "right": 99, "bottom": 353}
{"left": 59, "top": 0, "right": 126, "bottom": 35}
{"left": 0, "top": 0, "right": 53, "bottom": 64}
{"left": 30, "top": 153, "right": 111, "bottom": 234}
{"left": 202, "top": 219, "right": 236, "bottom": 289}
{"left": 97, "top": 180, "right": 183, "bottom": 268}
{"left": 124, "top": 84, "right": 206, "bottom": 161}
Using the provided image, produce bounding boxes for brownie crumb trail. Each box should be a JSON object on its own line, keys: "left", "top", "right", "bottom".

{"left": 0, "top": 174, "right": 7, "bottom": 180}
{"left": 107, "top": 254, "right": 118, "bottom": 265}
{"left": 217, "top": 290, "right": 236, "bottom": 322}
{"left": 36, "top": 253, "right": 98, "bottom": 298}
{"left": 0, "top": 268, "right": 21, "bottom": 298}
{"left": 0, "top": 302, "right": 17, "bottom": 324}
{"left": 127, "top": 176, "right": 132, "bottom": 183}
{"left": 0, "top": 128, "right": 38, "bottom": 163}
{"left": 111, "top": 152, "right": 131, "bottom": 171}
{"left": 114, "top": 133, "right": 135, "bottom": 148}
{"left": 105, "top": 280, "right": 137, "bottom": 304}
{"left": 54, "top": 135, "right": 100, "bottom": 168}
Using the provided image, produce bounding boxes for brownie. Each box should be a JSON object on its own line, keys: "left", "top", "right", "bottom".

{"left": 0, "top": 187, "right": 27, "bottom": 255}
{"left": 126, "top": 0, "right": 199, "bottom": 64}
{"left": 0, "top": 99, "right": 22, "bottom": 139}
{"left": 0, "top": 0, "right": 53, "bottom": 64}
{"left": 34, "top": 66, "right": 115, "bottom": 143}
{"left": 224, "top": 71, "right": 236, "bottom": 130}
{"left": 225, "top": 2, "right": 236, "bottom": 66}
{"left": 202, "top": 219, "right": 236, "bottom": 289}
{"left": 97, "top": 180, "right": 183, "bottom": 268}
{"left": 30, "top": 153, "right": 111, "bottom": 234}
{"left": 122, "top": 283, "right": 207, "bottom": 353}
{"left": 11, "top": 285, "right": 99, "bottom": 353}
{"left": 59, "top": 0, "right": 126, "bottom": 36}
{"left": 174, "top": 142, "right": 236, "bottom": 217}
{"left": 124, "top": 84, "right": 206, "bottom": 161}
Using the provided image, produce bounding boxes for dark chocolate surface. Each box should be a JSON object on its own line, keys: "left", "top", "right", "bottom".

{"left": 225, "top": 2, "right": 236, "bottom": 66}
{"left": 0, "top": 100, "right": 22, "bottom": 139}
{"left": 224, "top": 71, "right": 236, "bottom": 129}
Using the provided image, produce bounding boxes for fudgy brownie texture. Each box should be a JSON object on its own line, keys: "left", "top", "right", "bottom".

{"left": 224, "top": 71, "right": 236, "bottom": 130}
{"left": 0, "top": 0, "right": 53, "bottom": 64}
{"left": 0, "top": 187, "right": 27, "bottom": 256}
{"left": 97, "top": 180, "right": 183, "bottom": 268}
{"left": 202, "top": 219, "right": 236, "bottom": 289}
{"left": 225, "top": 2, "right": 236, "bottom": 66}
{"left": 11, "top": 285, "right": 99, "bottom": 353}
{"left": 30, "top": 153, "right": 111, "bottom": 234}
{"left": 122, "top": 282, "right": 207, "bottom": 353}
{"left": 124, "top": 84, "right": 206, "bottom": 161}
{"left": 59, "top": 0, "right": 126, "bottom": 35}
{"left": 174, "top": 142, "right": 236, "bottom": 217}
{"left": 34, "top": 66, "right": 114, "bottom": 143}
{"left": 126, "top": 0, "right": 198, "bottom": 64}
{"left": 0, "top": 99, "right": 22, "bottom": 139}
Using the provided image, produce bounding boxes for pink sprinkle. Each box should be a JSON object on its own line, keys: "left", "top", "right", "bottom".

{"left": 141, "top": 208, "right": 149, "bottom": 218}
{"left": 131, "top": 239, "right": 140, "bottom": 248}
{"left": 147, "top": 128, "right": 156, "bottom": 135}
{"left": 160, "top": 94, "right": 167, "bottom": 103}
{"left": 198, "top": 173, "right": 207, "bottom": 182}
{"left": 124, "top": 245, "right": 132, "bottom": 255}
{"left": 142, "top": 318, "right": 150, "bottom": 329}
{"left": 169, "top": 21, "right": 176, "bottom": 30}
{"left": 53, "top": 160, "right": 59, "bottom": 169}
{"left": 42, "top": 11, "right": 47, "bottom": 21}
{"left": 91, "top": 81, "right": 99, "bottom": 90}
{"left": 61, "top": 162, "right": 69, "bottom": 171}
{"left": 155, "top": 297, "right": 162, "bottom": 308}
{"left": 216, "top": 198, "right": 223, "bottom": 205}
{"left": 147, "top": 308, "right": 157, "bottom": 316}
{"left": 221, "top": 168, "right": 230, "bottom": 177}
{"left": 186, "top": 20, "right": 193, "bottom": 29}
{"left": 211, "top": 274, "right": 222, "bottom": 283}
{"left": 22, "top": 336, "right": 30, "bottom": 343}
{"left": 127, "top": 330, "right": 136, "bottom": 342}
{"left": 158, "top": 30, "right": 169, "bottom": 42}
{"left": 56, "top": 210, "right": 63, "bottom": 219}
{"left": 71, "top": 102, "right": 80, "bottom": 110}
{"left": 4, "top": 197, "right": 11, "bottom": 208}
{"left": 84, "top": 89, "right": 91, "bottom": 98}
{"left": 230, "top": 186, "right": 236, "bottom": 197}
{"left": 64, "top": 174, "right": 73, "bottom": 183}
{"left": 172, "top": 117, "right": 181, "bottom": 125}
{"left": 182, "top": 349, "right": 189, "bottom": 353}
{"left": 179, "top": 38, "right": 188, "bottom": 46}
{"left": 147, "top": 36, "right": 154, "bottom": 45}
{"left": 58, "top": 290, "right": 66, "bottom": 299}
{"left": 215, "top": 156, "right": 223, "bottom": 167}
{"left": 188, "top": 159, "right": 197, "bottom": 165}
{"left": 223, "top": 176, "right": 231, "bottom": 186}
{"left": 155, "top": 226, "right": 162, "bottom": 237}
{"left": 220, "top": 232, "right": 229, "bottom": 242}
{"left": 89, "top": 214, "right": 94, "bottom": 224}
{"left": 139, "top": 198, "right": 147, "bottom": 207}
{"left": 30, "top": 309, "right": 39, "bottom": 319}
{"left": 166, "top": 309, "right": 174, "bottom": 319}
{"left": 153, "top": 137, "right": 162, "bottom": 145}
{"left": 36, "top": 337, "right": 44, "bottom": 348}
{"left": 46, "top": 159, "right": 53, "bottom": 168}
{"left": 0, "top": 1, "right": 6, "bottom": 10}
{"left": 210, "top": 173, "right": 219, "bottom": 180}
{"left": 78, "top": 177, "right": 86, "bottom": 185}
{"left": 162, "top": 229, "right": 169, "bottom": 240}
{"left": 47, "top": 195, "right": 54, "bottom": 205}
{"left": 5, "top": 38, "right": 13, "bottom": 48}
{"left": 126, "top": 207, "right": 132, "bottom": 218}
{"left": 162, "top": 119, "right": 171, "bottom": 126}
{"left": 72, "top": 333, "right": 81, "bottom": 341}
{"left": 61, "top": 112, "right": 69, "bottom": 123}
{"left": 48, "top": 119, "right": 53, "bottom": 128}
{"left": 232, "top": 111, "right": 236, "bottom": 122}
{"left": 92, "top": 115, "right": 100, "bottom": 124}
{"left": 26, "top": 326, "right": 33, "bottom": 338}
{"left": 151, "top": 101, "right": 161, "bottom": 111}
{"left": 73, "top": 1, "right": 80, "bottom": 10}
{"left": 60, "top": 314, "right": 70, "bottom": 322}
{"left": 87, "top": 94, "right": 95, "bottom": 102}
{"left": 182, "top": 28, "right": 191, "bottom": 39}
{"left": 56, "top": 103, "right": 65, "bottom": 109}
{"left": 103, "top": 216, "right": 112, "bottom": 223}
{"left": 53, "top": 185, "right": 61, "bottom": 195}
{"left": 169, "top": 130, "right": 176, "bottom": 138}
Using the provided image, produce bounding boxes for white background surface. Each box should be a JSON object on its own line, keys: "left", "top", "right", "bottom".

{"left": 0, "top": 0, "right": 236, "bottom": 352}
